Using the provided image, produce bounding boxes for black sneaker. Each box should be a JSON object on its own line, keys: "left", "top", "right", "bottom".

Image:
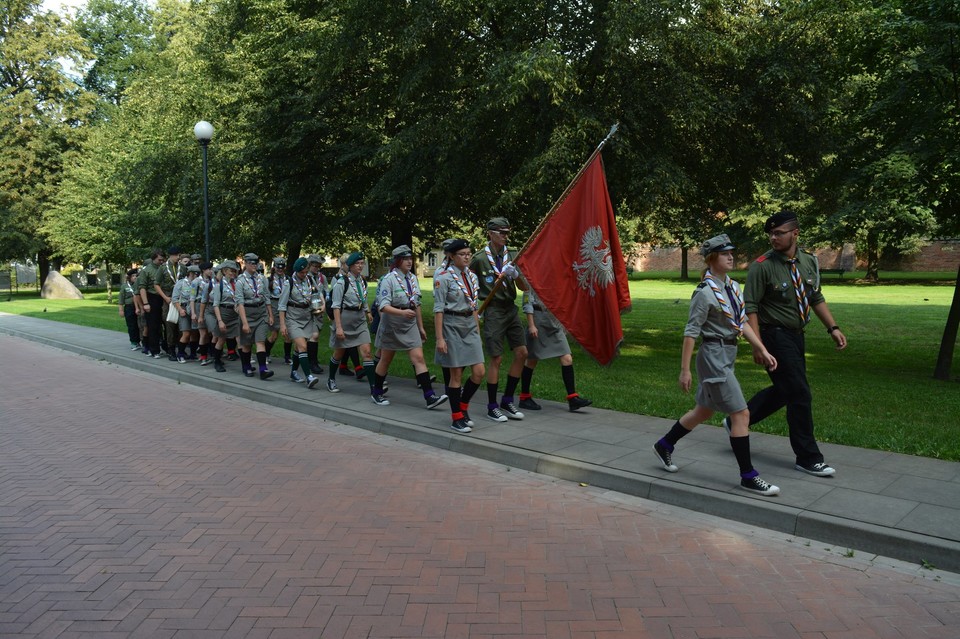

{"left": 499, "top": 401, "right": 524, "bottom": 420}
{"left": 568, "top": 396, "right": 592, "bottom": 412}
{"left": 795, "top": 462, "right": 836, "bottom": 477}
{"left": 177, "top": 354, "right": 187, "bottom": 364}
{"left": 340, "top": 367, "right": 355, "bottom": 377}
{"left": 214, "top": 361, "right": 226, "bottom": 372}
{"left": 370, "top": 393, "right": 391, "bottom": 406}
{"left": 449, "top": 418, "right": 472, "bottom": 434}
{"left": 486, "top": 407, "right": 508, "bottom": 423}
{"left": 168, "top": 354, "right": 179, "bottom": 362}
{"left": 740, "top": 475, "right": 780, "bottom": 496}
{"left": 425, "top": 394, "right": 448, "bottom": 410}
{"left": 519, "top": 397, "right": 542, "bottom": 411}
{"left": 243, "top": 369, "right": 255, "bottom": 378}
{"left": 291, "top": 370, "right": 305, "bottom": 383}
{"left": 227, "top": 352, "right": 239, "bottom": 361}
{"left": 355, "top": 369, "right": 367, "bottom": 381}
{"left": 259, "top": 369, "right": 274, "bottom": 380}
{"left": 652, "top": 442, "right": 678, "bottom": 472}
{"left": 462, "top": 410, "right": 474, "bottom": 427}
{"left": 306, "top": 374, "right": 319, "bottom": 389}
{"left": 284, "top": 357, "right": 293, "bottom": 365}
{"left": 326, "top": 378, "right": 340, "bottom": 393}
{"left": 311, "top": 363, "right": 324, "bottom": 375}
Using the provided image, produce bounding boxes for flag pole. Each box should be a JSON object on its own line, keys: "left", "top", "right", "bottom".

{"left": 477, "top": 123, "right": 620, "bottom": 315}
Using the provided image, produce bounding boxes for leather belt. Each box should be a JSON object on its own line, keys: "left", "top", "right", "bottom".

{"left": 443, "top": 309, "right": 474, "bottom": 317}
{"left": 341, "top": 305, "right": 362, "bottom": 311}
{"left": 243, "top": 302, "right": 264, "bottom": 308}
{"left": 287, "top": 301, "right": 309, "bottom": 309}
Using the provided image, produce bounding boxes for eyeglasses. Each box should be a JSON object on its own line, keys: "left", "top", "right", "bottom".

{"left": 491, "top": 230, "right": 510, "bottom": 236}
{"left": 455, "top": 251, "right": 473, "bottom": 257}
{"left": 768, "top": 228, "right": 797, "bottom": 238}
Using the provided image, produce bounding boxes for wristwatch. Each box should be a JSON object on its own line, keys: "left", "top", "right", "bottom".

{"left": 827, "top": 325, "right": 840, "bottom": 334}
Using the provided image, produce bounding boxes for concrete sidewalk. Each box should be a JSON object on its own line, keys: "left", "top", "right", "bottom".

{"left": 2, "top": 312, "right": 958, "bottom": 573}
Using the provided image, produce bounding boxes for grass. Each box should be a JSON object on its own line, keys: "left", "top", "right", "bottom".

{"left": 3, "top": 278, "right": 959, "bottom": 461}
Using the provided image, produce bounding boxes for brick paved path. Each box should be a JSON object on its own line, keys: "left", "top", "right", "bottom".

{"left": 1, "top": 335, "right": 958, "bottom": 638}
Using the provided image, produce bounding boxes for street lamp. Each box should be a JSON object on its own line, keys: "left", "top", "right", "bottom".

{"left": 193, "top": 120, "right": 214, "bottom": 262}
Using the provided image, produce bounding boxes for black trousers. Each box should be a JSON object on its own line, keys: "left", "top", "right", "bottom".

{"left": 123, "top": 304, "right": 140, "bottom": 345}
{"left": 746, "top": 326, "right": 824, "bottom": 466}
{"left": 146, "top": 292, "right": 164, "bottom": 355}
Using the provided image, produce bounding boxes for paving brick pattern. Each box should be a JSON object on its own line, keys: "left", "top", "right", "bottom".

{"left": 1, "top": 334, "right": 958, "bottom": 638}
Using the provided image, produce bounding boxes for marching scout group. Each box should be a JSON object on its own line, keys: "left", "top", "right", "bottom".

{"left": 118, "top": 217, "right": 593, "bottom": 437}
{"left": 117, "top": 211, "right": 846, "bottom": 498}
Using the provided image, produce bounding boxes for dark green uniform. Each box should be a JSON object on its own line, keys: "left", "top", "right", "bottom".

{"left": 743, "top": 249, "right": 824, "bottom": 331}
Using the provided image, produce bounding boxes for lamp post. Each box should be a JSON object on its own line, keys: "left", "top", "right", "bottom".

{"left": 193, "top": 120, "right": 214, "bottom": 262}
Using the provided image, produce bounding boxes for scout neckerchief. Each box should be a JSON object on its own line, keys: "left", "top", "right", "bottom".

{"left": 484, "top": 243, "right": 510, "bottom": 275}
{"left": 242, "top": 271, "right": 260, "bottom": 301}
{"left": 292, "top": 273, "right": 311, "bottom": 302}
{"left": 391, "top": 268, "right": 420, "bottom": 303}
{"left": 164, "top": 260, "right": 177, "bottom": 284}
{"left": 451, "top": 266, "right": 478, "bottom": 310}
{"left": 349, "top": 272, "right": 367, "bottom": 307}
{"left": 270, "top": 273, "right": 283, "bottom": 297}
{"left": 703, "top": 270, "right": 744, "bottom": 334}
{"left": 787, "top": 257, "right": 811, "bottom": 324}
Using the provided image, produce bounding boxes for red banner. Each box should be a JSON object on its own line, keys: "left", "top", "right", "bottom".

{"left": 516, "top": 155, "right": 631, "bottom": 366}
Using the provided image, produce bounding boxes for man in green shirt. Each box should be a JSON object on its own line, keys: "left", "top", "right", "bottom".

{"left": 741, "top": 210, "right": 848, "bottom": 477}
{"left": 138, "top": 249, "right": 166, "bottom": 358}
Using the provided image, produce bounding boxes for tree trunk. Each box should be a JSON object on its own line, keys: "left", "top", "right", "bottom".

{"left": 105, "top": 262, "right": 113, "bottom": 305}
{"left": 680, "top": 246, "right": 689, "bottom": 280}
{"left": 933, "top": 264, "right": 960, "bottom": 381}
{"left": 285, "top": 235, "right": 303, "bottom": 270}
{"left": 864, "top": 230, "right": 879, "bottom": 281}
{"left": 38, "top": 251, "right": 51, "bottom": 290}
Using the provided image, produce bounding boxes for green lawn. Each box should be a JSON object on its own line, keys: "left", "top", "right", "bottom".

{"left": 3, "top": 279, "right": 959, "bottom": 460}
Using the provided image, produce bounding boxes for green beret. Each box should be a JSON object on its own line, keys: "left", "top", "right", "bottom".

{"left": 292, "top": 257, "right": 309, "bottom": 273}
{"left": 346, "top": 251, "right": 364, "bottom": 267}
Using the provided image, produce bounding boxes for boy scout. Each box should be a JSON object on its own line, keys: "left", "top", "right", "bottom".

{"left": 470, "top": 217, "right": 528, "bottom": 422}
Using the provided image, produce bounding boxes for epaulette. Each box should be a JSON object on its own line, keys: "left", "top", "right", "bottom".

{"left": 755, "top": 255, "right": 767, "bottom": 263}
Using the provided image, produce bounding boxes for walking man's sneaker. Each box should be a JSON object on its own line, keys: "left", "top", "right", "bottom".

{"left": 449, "top": 418, "right": 472, "bottom": 434}
{"left": 425, "top": 394, "right": 448, "bottom": 410}
{"left": 499, "top": 401, "right": 524, "bottom": 420}
{"left": 795, "top": 462, "right": 836, "bottom": 477}
{"left": 740, "top": 475, "right": 780, "bottom": 496}
{"left": 519, "top": 397, "right": 541, "bottom": 411}
{"left": 652, "top": 442, "right": 678, "bottom": 472}
{"left": 306, "top": 374, "right": 319, "bottom": 389}
{"left": 326, "top": 378, "right": 340, "bottom": 393}
{"left": 486, "top": 406, "right": 508, "bottom": 423}
{"left": 568, "top": 396, "right": 592, "bottom": 412}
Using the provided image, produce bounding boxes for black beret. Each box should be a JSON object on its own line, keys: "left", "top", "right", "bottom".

{"left": 446, "top": 239, "right": 471, "bottom": 254}
{"left": 199, "top": 261, "right": 214, "bottom": 271}
{"left": 764, "top": 210, "right": 798, "bottom": 233}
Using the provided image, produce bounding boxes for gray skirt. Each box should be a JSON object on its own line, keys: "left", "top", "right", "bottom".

{"left": 376, "top": 311, "right": 421, "bottom": 351}
{"left": 177, "top": 311, "right": 192, "bottom": 332}
{"left": 204, "top": 308, "right": 221, "bottom": 338}
{"left": 435, "top": 313, "right": 483, "bottom": 368}
{"left": 218, "top": 306, "right": 240, "bottom": 339}
{"left": 526, "top": 310, "right": 571, "bottom": 360}
{"left": 239, "top": 304, "right": 269, "bottom": 346}
{"left": 695, "top": 349, "right": 747, "bottom": 414}
{"left": 330, "top": 308, "right": 370, "bottom": 349}
{"left": 284, "top": 305, "right": 317, "bottom": 341}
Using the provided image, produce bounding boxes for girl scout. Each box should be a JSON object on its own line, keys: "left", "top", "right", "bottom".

{"left": 278, "top": 257, "right": 321, "bottom": 389}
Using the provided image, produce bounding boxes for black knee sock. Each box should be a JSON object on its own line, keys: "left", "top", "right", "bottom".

{"left": 730, "top": 436, "right": 755, "bottom": 476}
{"left": 226, "top": 338, "right": 237, "bottom": 353}
{"left": 264, "top": 339, "right": 274, "bottom": 358}
{"left": 350, "top": 347, "right": 361, "bottom": 368}
{"left": 487, "top": 382, "right": 498, "bottom": 407}
{"left": 503, "top": 375, "right": 520, "bottom": 401}
{"left": 299, "top": 352, "right": 311, "bottom": 377}
{"left": 661, "top": 421, "right": 692, "bottom": 450}
{"left": 520, "top": 365, "right": 534, "bottom": 395}
{"left": 442, "top": 367, "right": 451, "bottom": 386}
{"left": 199, "top": 343, "right": 209, "bottom": 357}
{"left": 416, "top": 372, "right": 435, "bottom": 397}
{"left": 363, "top": 360, "right": 376, "bottom": 390}
{"left": 328, "top": 358, "right": 340, "bottom": 379}
{"left": 462, "top": 378, "right": 481, "bottom": 404}
{"left": 283, "top": 341, "right": 292, "bottom": 360}
{"left": 256, "top": 351, "right": 267, "bottom": 370}
{"left": 561, "top": 364, "right": 577, "bottom": 396}
{"left": 240, "top": 350, "right": 252, "bottom": 370}
{"left": 214, "top": 347, "right": 223, "bottom": 362}
{"left": 307, "top": 341, "right": 318, "bottom": 366}
{"left": 374, "top": 372, "right": 387, "bottom": 394}
{"left": 447, "top": 386, "right": 462, "bottom": 419}
{"left": 190, "top": 340, "right": 199, "bottom": 356}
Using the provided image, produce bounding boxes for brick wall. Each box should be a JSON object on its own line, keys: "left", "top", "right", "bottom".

{"left": 629, "top": 240, "right": 960, "bottom": 273}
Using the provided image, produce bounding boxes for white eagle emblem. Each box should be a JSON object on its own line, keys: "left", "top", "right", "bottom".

{"left": 573, "top": 226, "right": 614, "bottom": 296}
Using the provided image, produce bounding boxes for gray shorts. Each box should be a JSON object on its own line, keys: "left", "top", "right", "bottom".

{"left": 695, "top": 376, "right": 747, "bottom": 414}
{"left": 481, "top": 303, "right": 525, "bottom": 357}
{"left": 239, "top": 304, "right": 269, "bottom": 346}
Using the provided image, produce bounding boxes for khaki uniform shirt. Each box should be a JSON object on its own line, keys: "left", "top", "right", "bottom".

{"left": 155, "top": 260, "right": 180, "bottom": 296}
{"left": 744, "top": 249, "right": 825, "bottom": 331}
{"left": 470, "top": 244, "right": 517, "bottom": 305}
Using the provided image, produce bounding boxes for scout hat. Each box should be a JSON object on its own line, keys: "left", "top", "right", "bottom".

{"left": 126, "top": 268, "right": 139, "bottom": 277}
{"left": 307, "top": 253, "right": 322, "bottom": 264}
{"left": 273, "top": 257, "right": 286, "bottom": 268}
{"left": 220, "top": 259, "right": 239, "bottom": 272}
{"left": 292, "top": 257, "right": 309, "bottom": 273}
{"left": 346, "top": 251, "right": 364, "bottom": 267}
{"left": 167, "top": 245, "right": 181, "bottom": 256}
{"left": 187, "top": 265, "right": 201, "bottom": 274}
{"left": 487, "top": 217, "right": 510, "bottom": 231}
{"left": 699, "top": 234, "right": 736, "bottom": 257}
{"left": 199, "top": 261, "right": 214, "bottom": 271}
{"left": 243, "top": 252, "right": 259, "bottom": 263}
{"left": 391, "top": 245, "right": 413, "bottom": 259}
{"left": 764, "top": 210, "right": 798, "bottom": 233}
{"left": 441, "top": 238, "right": 456, "bottom": 252}
{"left": 190, "top": 253, "right": 201, "bottom": 261}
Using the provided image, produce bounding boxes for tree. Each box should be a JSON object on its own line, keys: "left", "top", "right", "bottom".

{"left": 0, "top": 0, "right": 94, "bottom": 281}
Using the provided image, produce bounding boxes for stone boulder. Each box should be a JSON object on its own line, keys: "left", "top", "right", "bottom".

{"left": 41, "top": 270, "right": 84, "bottom": 300}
